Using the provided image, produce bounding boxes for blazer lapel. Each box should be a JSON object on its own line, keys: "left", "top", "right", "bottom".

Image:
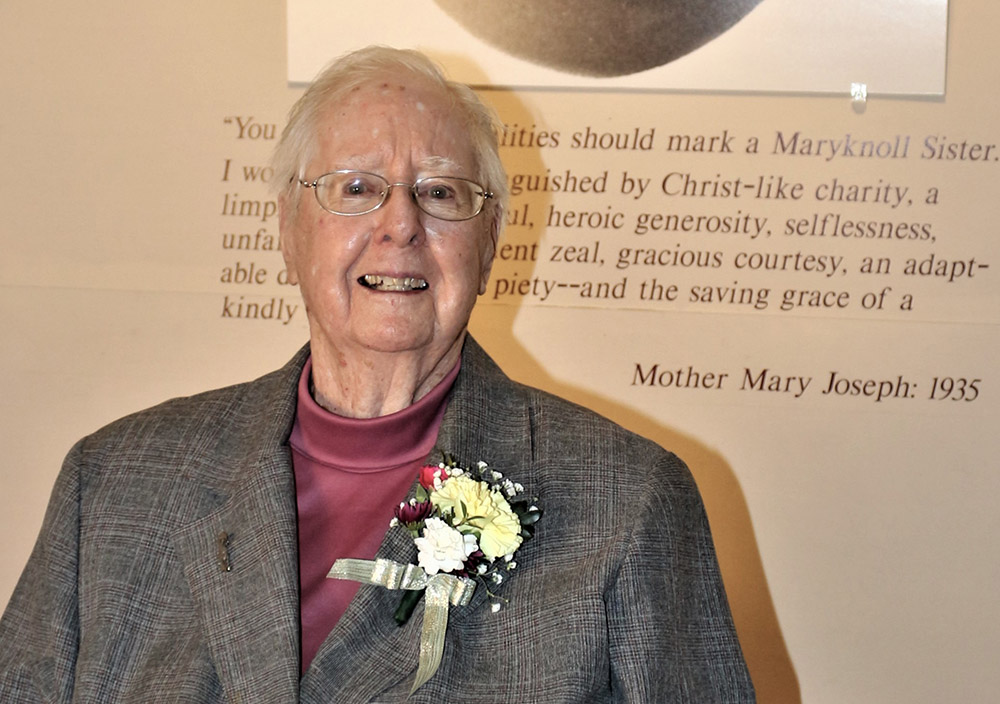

{"left": 429, "top": 336, "right": 538, "bottom": 635}
{"left": 172, "top": 348, "right": 308, "bottom": 703}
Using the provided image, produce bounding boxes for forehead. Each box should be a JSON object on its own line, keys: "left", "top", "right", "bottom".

{"left": 313, "top": 74, "right": 476, "bottom": 173}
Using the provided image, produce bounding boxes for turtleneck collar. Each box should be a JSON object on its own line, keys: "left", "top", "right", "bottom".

{"left": 290, "top": 356, "right": 460, "bottom": 472}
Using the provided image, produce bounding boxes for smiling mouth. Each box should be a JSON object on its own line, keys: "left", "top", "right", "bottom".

{"left": 358, "top": 274, "right": 429, "bottom": 291}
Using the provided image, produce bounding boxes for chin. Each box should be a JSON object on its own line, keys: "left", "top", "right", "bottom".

{"left": 352, "top": 322, "right": 435, "bottom": 355}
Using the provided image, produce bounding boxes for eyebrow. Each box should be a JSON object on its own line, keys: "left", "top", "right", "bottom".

{"left": 417, "top": 156, "right": 464, "bottom": 174}
{"left": 328, "top": 155, "right": 467, "bottom": 176}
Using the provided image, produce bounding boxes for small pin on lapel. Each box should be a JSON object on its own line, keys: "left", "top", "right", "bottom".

{"left": 217, "top": 531, "right": 232, "bottom": 572}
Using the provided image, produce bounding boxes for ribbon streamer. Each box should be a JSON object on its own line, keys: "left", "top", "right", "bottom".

{"left": 328, "top": 558, "right": 476, "bottom": 695}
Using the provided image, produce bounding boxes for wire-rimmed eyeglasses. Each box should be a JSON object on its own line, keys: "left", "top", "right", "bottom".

{"left": 299, "top": 170, "right": 493, "bottom": 221}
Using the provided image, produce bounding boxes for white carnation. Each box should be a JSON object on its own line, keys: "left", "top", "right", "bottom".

{"left": 415, "top": 517, "right": 478, "bottom": 575}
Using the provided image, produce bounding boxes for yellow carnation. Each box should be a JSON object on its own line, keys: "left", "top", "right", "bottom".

{"left": 431, "top": 475, "right": 523, "bottom": 559}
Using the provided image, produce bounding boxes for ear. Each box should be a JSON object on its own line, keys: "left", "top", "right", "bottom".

{"left": 278, "top": 192, "right": 301, "bottom": 285}
{"left": 477, "top": 207, "right": 500, "bottom": 295}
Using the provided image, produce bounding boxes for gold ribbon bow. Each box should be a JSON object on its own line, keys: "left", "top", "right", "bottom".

{"left": 328, "top": 558, "right": 476, "bottom": 695}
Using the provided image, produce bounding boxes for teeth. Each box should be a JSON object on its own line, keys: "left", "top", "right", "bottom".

{"left": 359, "top": 274, "right": 429, "bottom": 291}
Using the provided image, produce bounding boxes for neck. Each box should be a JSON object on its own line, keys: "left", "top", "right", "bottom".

{"left": 308, "top": 334, "right": 465, "bottom": 418}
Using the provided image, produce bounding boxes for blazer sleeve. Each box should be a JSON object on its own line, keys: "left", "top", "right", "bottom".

{"left": 605, "top": 452, "right": 755, "bottom": 703}
{"left": 0, "top": 441, "right": 83, "bottom": 703}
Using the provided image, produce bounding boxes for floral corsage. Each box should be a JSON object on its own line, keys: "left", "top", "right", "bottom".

{"left": 390, "top": 453, "right": 542, "bottom": 625}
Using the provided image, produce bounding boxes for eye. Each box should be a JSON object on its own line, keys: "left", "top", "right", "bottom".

{"left": 342, "top": 176, "right": 378, "bottom": 198}
{"left": 423, "top": 181, "right": 456, "bottom": 201}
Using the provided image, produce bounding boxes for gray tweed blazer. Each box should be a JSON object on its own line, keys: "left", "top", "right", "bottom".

{"left": 0, "top": 337, "right": 754, "bottom": 702}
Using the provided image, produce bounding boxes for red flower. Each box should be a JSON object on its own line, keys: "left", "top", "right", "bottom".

{"left": 395, "top": 500, "right": 434, "bottom": 525}
{"left": 458, "top": 550, "right": 486, "bottom": 578}
{"left": 418, "top": 464, "right": 449, "bottom": 491}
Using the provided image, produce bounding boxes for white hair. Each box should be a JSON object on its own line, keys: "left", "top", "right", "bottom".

{"left": 271, "top": 46, "right": 508, "bottom": 236}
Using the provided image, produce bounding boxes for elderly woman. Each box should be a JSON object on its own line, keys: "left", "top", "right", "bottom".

{"left": 0, "top": 47, "right": 753, "bottom": 702}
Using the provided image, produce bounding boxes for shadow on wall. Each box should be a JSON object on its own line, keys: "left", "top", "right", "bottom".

{"left": 462, "top": 66, "right": 799, "bottom": 702}
{"left": 471, "top": 304, "right": 801, "bottom": 704}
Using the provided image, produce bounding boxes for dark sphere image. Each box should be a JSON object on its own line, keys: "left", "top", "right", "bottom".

{"left": 434, "top": 0, "right": 763, "bottom": 78}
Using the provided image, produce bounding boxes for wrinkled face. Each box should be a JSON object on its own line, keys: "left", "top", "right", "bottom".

{"left": 280, "top": 75, "right": 496, "bottom": 364}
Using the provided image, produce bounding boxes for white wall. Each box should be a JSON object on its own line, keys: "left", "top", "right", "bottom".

{"left": 1, "top": 2, "right": 996, "bottom": 702}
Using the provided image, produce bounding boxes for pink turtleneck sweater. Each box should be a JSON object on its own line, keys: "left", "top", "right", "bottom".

{"left": 289, "top": 358, "right": 458, "bottom": 672}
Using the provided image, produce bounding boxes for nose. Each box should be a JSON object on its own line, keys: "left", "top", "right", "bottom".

{"left": 377, "top": 184, "right": 425, "bottom": 246}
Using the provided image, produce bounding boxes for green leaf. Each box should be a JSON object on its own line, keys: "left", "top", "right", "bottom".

{"left": 394, "top": 589, "right": 425, "bottom": 627}
{"left": 519, "top": 508, "right": 542, "bottom": 526}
